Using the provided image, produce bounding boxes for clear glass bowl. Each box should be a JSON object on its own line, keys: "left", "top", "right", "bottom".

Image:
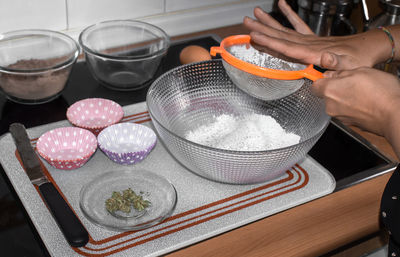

{"left": 79, "top": 20, "right": 170, "bottom": 91}
{"left": 0, "top": 29, "right": 79, "bottom": 104}
{"left": 147, "top": 60, "right": 330, "bottom": 184}
{"left": 79, "top": 169, "right": 177, "bottom": 231}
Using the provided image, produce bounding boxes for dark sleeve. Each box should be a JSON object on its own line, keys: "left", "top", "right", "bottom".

{"left": 380, "top": 166, "right": 400, "bottom": 256}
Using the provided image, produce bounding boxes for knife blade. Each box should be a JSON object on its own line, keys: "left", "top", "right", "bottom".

{"left": 9, "top": 123, "right": 89, "bottom": 248}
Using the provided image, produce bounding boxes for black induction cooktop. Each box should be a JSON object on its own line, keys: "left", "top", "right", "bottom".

{"left": 0, "top": 34, "right": 397, "bottom": 257}
{"left": 0, "top": 34, "right": 396, "bottom": 188}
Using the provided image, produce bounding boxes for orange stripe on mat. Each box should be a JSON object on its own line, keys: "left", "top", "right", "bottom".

{"left": 74, "top": 166, "right": 308, "bottom": 256}
{"left": 121, "top": 111, "right": 149, "bottom": 120}
{"left": 89, "top": 170, "right": 295, "bottom": 245}
{"left": 82, "top": 166, "right": 305, "bottom": 252}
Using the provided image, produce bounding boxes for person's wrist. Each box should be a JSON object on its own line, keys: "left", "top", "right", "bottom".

{"left": 385, "top": 101, "right": 400, "bottom": 159}
{"left": 364, "top": 28, "right": 395, "bottom": 66}
{"left": 383, "top": 95, "right": 400, "bottom": 141}
{"left": 378, "top": 26, "right": 395, "bottom": 64}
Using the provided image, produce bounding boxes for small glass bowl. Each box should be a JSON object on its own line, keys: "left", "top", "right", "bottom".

{"left": 0, "top": 29, "right": 79, "bottom": 104}
{"left": 79, "top": 169, "right": 177, "bottom": 231}
{"left": 79, "top": 20, "right": 170, "bottom": 91}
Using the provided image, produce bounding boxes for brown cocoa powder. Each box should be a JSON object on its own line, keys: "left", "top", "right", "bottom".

{"left": 0, "top": 57, "right": 71, "bottom": 101}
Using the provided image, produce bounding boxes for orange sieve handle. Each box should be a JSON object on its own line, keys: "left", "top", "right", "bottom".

{"left": 210, "top": 46, "right": 223, "bottom": 57}
{"left": 300, "top": 65, "right": 324, "bottom": 81}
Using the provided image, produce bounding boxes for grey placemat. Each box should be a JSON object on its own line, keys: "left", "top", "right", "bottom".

{"left": 0, "top": 101, "right": 335, "bottom": 257}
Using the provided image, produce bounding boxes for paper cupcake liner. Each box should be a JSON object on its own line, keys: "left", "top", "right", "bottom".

{"left": 36, "top": 127, "right": 97, "bottom": 170}
{"left": 97, "top": 123, "right": 157, "bottom": 165}
{"left": 66, "top": 98, "right": 124, "bottom": 135}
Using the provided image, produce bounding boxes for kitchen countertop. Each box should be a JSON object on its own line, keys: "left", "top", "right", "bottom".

{"left": 0, "top": 22, "right": 397, "bottom": 257}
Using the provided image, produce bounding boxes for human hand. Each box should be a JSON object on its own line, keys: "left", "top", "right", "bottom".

{"left": 312, "top": 68, "right": 400, "bottom": 141}
{"left": 243, "top": 0, "right": 388, "bottom": 70}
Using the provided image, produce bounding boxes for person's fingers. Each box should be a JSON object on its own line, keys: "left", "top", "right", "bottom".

{"left": 323, "top": 69, "right": 353, "bottom": 78}
{"left": 334, "top": 116, "right": 357, "bottom": 127}
{"left": 312, "top": 80, "right": 345, "bottom": 117}
{"left": 244, "top": 17, "right": 287, "bottom": 35}
{"left": 245, "top": 16, "right": 304, "bottom": 41}
{"left": 250, "top": 32, "right": 359, "bottom": 71}
{"left": 250, "top": 31, "right": 320, "bottom": 65}
{"left": 311, "top": 71, "right": 344, "bottom": 98}
{"left": 320, "top": 52, "right": 338, "bottom": 70}
{"left": 277, "top": 0, "right": 314, "bottom": 35}
{"left": 250, "top": 40, "right": 303, "bottom": 63}
{"left": 311, "top": 76, "right": 330, "bottom": 98}
{"left": 320, "top": 52, "right": 362, "bottom": 70}
{"left": 253, "top": 7, "right": 287, "bottom": 31}
{"left": 321, "top": 70, "right": 337, "bottom": 78}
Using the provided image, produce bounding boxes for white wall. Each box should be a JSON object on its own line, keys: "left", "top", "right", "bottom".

{"left": 0, "top": 0, "right": 274, "bottom": 40}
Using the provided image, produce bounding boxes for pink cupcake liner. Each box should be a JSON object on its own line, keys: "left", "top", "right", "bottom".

{"left": 36, "top": 127, "right": 97, "bottom": 170}
{"left": 97, "top": 123, "right": 157, "bottom": 165}
{"left": 66, "top": 98, "right": 124, "bottom": 135}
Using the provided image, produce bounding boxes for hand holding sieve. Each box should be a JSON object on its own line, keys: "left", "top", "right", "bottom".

{"left": 210, "top": 35, "right": 324, "bottom": 101}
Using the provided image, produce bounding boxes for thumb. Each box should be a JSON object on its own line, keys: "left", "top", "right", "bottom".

{"left": 320, "top": 52, "right": 339, "bottom": 70}
{"left": 320, "top": 52, "right": 360, "bottom": 70}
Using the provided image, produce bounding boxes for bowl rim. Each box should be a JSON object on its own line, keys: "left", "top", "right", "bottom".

{"left": 0, "top": 29, "right": 80, "bottom": 74}
{"left": 78, "top": 19, "right": 171, "bottom": 61}
{"left": 146, "top": 59, "right": 331, "bottom": 155}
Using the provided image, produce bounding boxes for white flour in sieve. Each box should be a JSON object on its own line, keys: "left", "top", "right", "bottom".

{"left": 185, "top": 113, "right": 300, "bottom": 151}
{"left": 228, "top": 44, "right": 302, "bottom": 71}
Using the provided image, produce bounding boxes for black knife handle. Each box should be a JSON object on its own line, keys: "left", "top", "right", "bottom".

{"left": 39, "top": 182, "right": 89, "bottom": 247}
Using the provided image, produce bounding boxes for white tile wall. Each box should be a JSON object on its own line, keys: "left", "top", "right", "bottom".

{"left": 0, "top": 0, "right": 275, "bottom": 40}
{"left": 166, "top": 0, "right": 238, "bottom": 12}
{"left": 66, "top": 0, "right": 164, "bottom": 29}
{"left": 143, "top": 0, "right": 272, "bottom": 37}
{"left": 0, "top": 0, "right": 66, "bottom": 33}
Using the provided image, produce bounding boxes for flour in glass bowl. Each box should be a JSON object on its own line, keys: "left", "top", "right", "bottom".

{"left": 185, "top": 113, "right": 300, "bottom": 151}
{"left": 228, "top": 44, "right": 303, "bottom": 71}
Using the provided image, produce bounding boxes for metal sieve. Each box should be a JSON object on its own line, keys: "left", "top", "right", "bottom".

{"left": 210, "top": 35, "right": 324, "bottom": 101}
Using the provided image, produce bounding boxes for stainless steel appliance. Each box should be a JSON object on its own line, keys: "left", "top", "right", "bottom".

{"left": 297, "top": 0, "right": 357, "bottom": 35}
{"left": 366, "top": 0, "right": 400, "bottom": 29}
{"left": 363, "top": 0, "right": 400, "bottom": 73}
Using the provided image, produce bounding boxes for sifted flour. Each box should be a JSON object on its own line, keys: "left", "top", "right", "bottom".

{"left": 228, "top": 44, "right": 301, "bottom": 71}
{"left": 185, "top": 113, "right": 300, "bottom": 151}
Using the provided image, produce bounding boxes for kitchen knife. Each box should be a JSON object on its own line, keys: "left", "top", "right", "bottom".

{"left": 9, "top": 123, "right": 89, "bottom": 248}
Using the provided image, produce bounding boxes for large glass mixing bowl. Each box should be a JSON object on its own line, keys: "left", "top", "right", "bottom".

{"left": 147, "top": 60, "right": 330, "bottom": 184}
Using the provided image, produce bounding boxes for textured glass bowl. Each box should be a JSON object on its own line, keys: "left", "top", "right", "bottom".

{"left": 0, "top": 29, "right": 79, "bottom": 104}
{"left": 147, "top": 60, "right": 330, "bottom": 184}
{"left": 79, "top": 20, "right": 170, "bottom": 91}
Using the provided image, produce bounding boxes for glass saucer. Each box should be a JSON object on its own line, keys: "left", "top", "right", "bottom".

{"left": 79, "top": 169, "right": 177, "bottom": 231}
